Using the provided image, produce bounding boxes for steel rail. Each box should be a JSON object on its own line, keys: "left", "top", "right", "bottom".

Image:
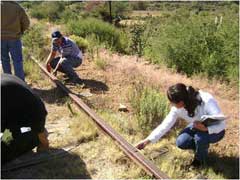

{"left": 32, "top": 57, "right": 169, "bottom": 179}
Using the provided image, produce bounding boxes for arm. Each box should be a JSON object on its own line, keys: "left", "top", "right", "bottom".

{"left": 19, "top": 7, "right": 30, "bottom": 34}
{"left": 204, "top": 99, "right": 226, "bottom": 134}
{"left": 45, "top": 50, "right": 57, "bottom": 72}
{"left": 37, "top": 128, "right": 49, "bottom": 152}
{"left": 136, "top": 107, "right": 178, "bottom": 149}
{"left": 52, "top": 56, "right": 64, "bottom": 75}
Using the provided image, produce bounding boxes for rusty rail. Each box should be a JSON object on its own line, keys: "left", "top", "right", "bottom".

{"left": 32, "top": 57, "right": 169, "bottom": 179}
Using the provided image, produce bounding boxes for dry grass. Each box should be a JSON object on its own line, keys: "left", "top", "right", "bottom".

{"left": 98, "top": 49, "right": 239, "bottom": 157}
{"left": 94, "top": 57, "right": 108, "bottom": 70}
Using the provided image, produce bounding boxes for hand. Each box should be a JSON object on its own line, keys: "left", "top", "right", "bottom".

{"left": 46, "top": 63, "right": 51, "bottom": 73}
{"left": 135, "top": 139, "right": 150, "bottom": 150}
{"left": 37, "top": 131, "right": 49, "bottom": 152}
{"left": 193, "top": 122, "right": 208, "bottom": 132}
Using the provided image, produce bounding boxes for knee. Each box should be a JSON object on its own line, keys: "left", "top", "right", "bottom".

{"left": 60, "top": 58, "right": 68, "bottom": 66}
{"left": 176, "top": 136, "right": 188, "bottom": 149}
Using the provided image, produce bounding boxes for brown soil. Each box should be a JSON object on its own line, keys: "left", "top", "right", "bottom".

{"left": 73, "top": 48, "right": 239, "bottom": 157}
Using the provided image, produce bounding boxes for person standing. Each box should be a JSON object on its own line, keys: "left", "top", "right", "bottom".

{"left": 136, "top": 83, "right": 226, "bottom": 167}
{"left": 1, "top": 1, "right": 30, "bottom": 81}
{"left": 1, "top": 74, "right": 49, "bottom": 164}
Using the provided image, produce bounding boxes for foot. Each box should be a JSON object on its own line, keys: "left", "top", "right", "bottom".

{"left": 190, "top": 158, "right": 202, "bottom": 168}
{"left": 71, "top": 77, "right": 84, "bottom": 85}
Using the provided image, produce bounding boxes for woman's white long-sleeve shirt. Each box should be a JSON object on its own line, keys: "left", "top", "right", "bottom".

{"left": 146, "top": 90, "right": 226, "bottom": 143}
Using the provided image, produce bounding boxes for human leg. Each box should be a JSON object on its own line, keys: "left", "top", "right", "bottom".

{"left": 60, "top": 57, "right": 81, "bottom": 80}
{"left": 8, "top": 40, "right": 25, "bottom": 81}
{"left": 1, "top": 40, "right": 12, "bottom": 74}
{"left": 176, "top": 126, "right": 196, "bottom": 150}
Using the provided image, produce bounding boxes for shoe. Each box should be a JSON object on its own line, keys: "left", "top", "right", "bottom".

{"left": 190, "top": 158, "right": 202, "bottom": 168}
{"left": 71, "top": 78, "right": 83, "bottom": 85}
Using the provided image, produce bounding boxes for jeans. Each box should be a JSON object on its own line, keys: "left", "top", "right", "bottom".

{"left": 50, "top": 56, "right": 82, "bottom": 80}
{"left": 1, "top": 40, "right": 25, "bottom": 81}
{"left": 176, "top": 124, "right": 225, "bottom": 162}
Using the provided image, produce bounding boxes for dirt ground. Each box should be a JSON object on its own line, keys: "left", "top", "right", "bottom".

{"left": 74, "top": 48, "right": 239, "bottom": 157}
{"left": 1, "top": 48, "right": 238, "bottom": 178}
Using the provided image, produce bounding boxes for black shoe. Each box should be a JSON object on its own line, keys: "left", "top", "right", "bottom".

{"left": 71, "top": 78, "right": 83, "bottom": 85}
{"left": 190, "top": 158, "right": 202, "bottom": 168}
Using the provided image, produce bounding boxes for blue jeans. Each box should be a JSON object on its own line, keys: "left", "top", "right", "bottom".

{"left": 176, "top": 124, "right": 225, "bottom": 163}
{"left": 1, "top": 40, "right": 25, "bottom": 81}
{"left": 50, "top": 56, "right": 82, "bottom": 79}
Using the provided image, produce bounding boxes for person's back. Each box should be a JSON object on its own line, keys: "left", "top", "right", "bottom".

{"left": 1, "top": 1, "right": 30, "bottom": 40}
{"left": 1, "top": 74, "right": 49, "bottom": 164}
{"left": 1, "top": 1, "right": 30, "bottom": 81}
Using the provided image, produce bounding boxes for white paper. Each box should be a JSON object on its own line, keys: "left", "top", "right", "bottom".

{"left": 20, "top": 127, "right": 32, "bottom": 133}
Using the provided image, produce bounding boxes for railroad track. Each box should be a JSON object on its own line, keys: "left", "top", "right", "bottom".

{"left": 32, "top": 57, "right": 169, "bottom": 179}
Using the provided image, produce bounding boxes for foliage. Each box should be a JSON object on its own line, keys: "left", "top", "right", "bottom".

{"left": 67, "top": 18, "right": 129, "bottom": 53}
{"left": 143, "top": 10, "right": 239, "bottom": 83}
{"left": 94, "top": 58, "right": 108, "bottom": 71}
{"left": 23, "top": 59, "right": 41, "bottom": 81}
{"left": 130, "top": 83, "right": 170, "bottom": 134}
{"left": 69, "top": 35, "right": 89, "bottom": 53}
{"left": 129, "top": 23, "right": 145, "bottom": 56}
{"left": 22, "top": 24, "right": 48, "bottom": 60}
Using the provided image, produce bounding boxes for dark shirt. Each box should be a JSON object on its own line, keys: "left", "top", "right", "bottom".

{"left": 1, "top": 74, "right": 47, "bottom": 136}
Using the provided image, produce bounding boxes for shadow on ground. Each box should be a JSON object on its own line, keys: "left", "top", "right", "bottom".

{"left": 82, "top": 79, "right": 109, "bottom": 93}
{"left": 207, "top": 152, "right": 239, "bottom": 179}
{"left": 1, "top": 147, "right": 91, "bottom": 179}
{"left": 32, "top": 86, "right": 68, "bottom": 104}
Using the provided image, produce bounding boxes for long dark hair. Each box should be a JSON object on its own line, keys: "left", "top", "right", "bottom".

{"left": 167, "top": 83, "right": 202, "bottom": 117}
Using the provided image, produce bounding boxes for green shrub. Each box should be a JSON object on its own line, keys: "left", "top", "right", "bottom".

{"left": 130, "top": 84, "right": 170, "bottom": 134}
{"left": 69, "top": 35, "right": 89, "bottom": 52}
{"left": 66, "top": 18, "right": 129, "bottom": 53}
{"left": 94, "top": 58, "right": 108, "bottom": 70}
{"left": 130, "top": 23, "right": 145, "bottom": 56}
{"left": 24, "top": 59, "right": 41, "bottom": 81}
{"left": 143, "top": 11, "right": 239, "bottom": 83}
{"left": 29, "top": 2, "right": 65, "bottom": 22}
{"left": 22, "top": 24, "right": 48, "bottom": 60}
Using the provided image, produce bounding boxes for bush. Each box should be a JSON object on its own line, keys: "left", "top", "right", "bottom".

{"left": 69, "top": 35, "right": 89, "bottom": 53}
{"left": 66, "top": 18, "right": 129, "bottom": 53}
{"left": 22, "top": 24, "right": 48, "bottom": 60}
{"left": 143, "top": 11, "right": 239, "bottom": 83}
{"left": 130, "top": 83, "right": 170, "bottom": 134}
{"left": 94, "top": 57, "right": 108, "bottom": 70}
{"left": 29, "top": 2, "right": 65, "bottom": 22}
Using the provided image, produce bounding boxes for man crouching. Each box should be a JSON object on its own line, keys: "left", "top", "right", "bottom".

{"left": 45, "top": 30, "right": 83, "bottom": 84}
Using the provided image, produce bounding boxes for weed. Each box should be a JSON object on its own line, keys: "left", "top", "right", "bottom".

{"left": 129, "top": 83, "right": 170, "bottom": 135}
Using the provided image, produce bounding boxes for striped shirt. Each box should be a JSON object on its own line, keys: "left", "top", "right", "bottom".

{"left": 52, "top": 37, "right": 83, "bottom": 59}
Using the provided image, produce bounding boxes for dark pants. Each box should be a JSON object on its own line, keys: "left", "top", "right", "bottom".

{"left": 1, "top": 130, "right": 40, "bottom": 165}
{"left": 176, "top": 124, "right": 225, "bottom": 163}
{"left": 1, "top": 40, "right": 25, "bottom": 81}
{"left": 50, "top": 56, "right": 82, "bottom": 80}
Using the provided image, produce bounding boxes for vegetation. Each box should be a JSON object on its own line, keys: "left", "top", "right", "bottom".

{"left": 21, "top": 1, "right": 238, "bottom": 83}
{"left": 66, "top": 17, "right": 129, "bottom": 53}
{"left": 22, "top": 24, "right": 48, "bottom": 60}
{"left": 69, "top": 35, "right": 89, "bottom": 53}
{"left": 129, "top": 83, "right": 170, "bottom": 135}
{"left": 142, "top": 9, "right": 239, "bottom": 83}
{"left": 14, "top": 1, "right": 239, "bottom": 179}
